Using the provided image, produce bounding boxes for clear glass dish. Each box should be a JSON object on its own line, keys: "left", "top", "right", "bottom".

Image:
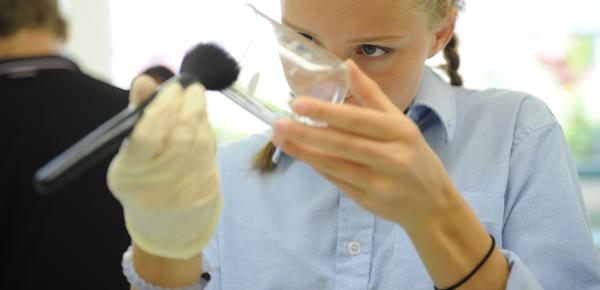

{"left": 218, "top": 4, "right": 349, "bottom": 126}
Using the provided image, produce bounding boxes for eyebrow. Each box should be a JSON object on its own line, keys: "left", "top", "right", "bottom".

{"left": 282, "top": 19, "right": 406, "bottom": 43}
{"left": 347, "top": 35, "right": 406, "bottom": 43}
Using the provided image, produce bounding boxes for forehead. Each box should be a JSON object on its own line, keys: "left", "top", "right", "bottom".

{"left": 282, "top": 0, "right": 423, "bottom": 38}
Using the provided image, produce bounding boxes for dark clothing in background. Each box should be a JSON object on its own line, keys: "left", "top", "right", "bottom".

{"left": 0, "top": 56, "right": 130, "bottom": 289}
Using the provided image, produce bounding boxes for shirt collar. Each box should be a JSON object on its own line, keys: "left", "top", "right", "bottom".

{"left": 0, "top": 55, "right": 80, "bottom": 78}
{"left": 408, "top": 67, "right": 457, "bottom": 143}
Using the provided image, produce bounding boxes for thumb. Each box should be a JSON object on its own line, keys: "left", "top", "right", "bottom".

{"left": 129, "top": 75, "right": 159, "bottom": 107}
{"left": 345, "top": 59, "right": 397, "bottom": 113}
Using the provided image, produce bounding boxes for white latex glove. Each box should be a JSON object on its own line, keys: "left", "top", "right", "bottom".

{"left": 108, "top": 75, "right": 222, "bottom": 260}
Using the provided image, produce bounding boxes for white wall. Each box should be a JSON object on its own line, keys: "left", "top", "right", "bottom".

{"left": 59, "top": 0, "right": 113, "bottom": 82}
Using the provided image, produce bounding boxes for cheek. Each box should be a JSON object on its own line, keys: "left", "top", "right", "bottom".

{"left": 378, "top": 71, "right": 421, "bottom": 110}
{"left": 361, "top": 52, "right": 425, "bottom": 110}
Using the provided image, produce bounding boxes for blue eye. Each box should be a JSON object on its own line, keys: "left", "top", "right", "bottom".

{"left": 358, "top": 44, "right": 390, "bottom": 57}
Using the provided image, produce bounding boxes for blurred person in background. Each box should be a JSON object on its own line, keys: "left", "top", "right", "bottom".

{"left": 0, "top": 0, "right": 129, "bottom": 288}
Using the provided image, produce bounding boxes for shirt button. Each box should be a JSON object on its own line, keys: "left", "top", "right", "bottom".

{"left": 347, "top": 241, "right": 362, "bottom": 256}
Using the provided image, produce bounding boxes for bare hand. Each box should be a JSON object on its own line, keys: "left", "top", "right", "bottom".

{"left": 272, "top": 60, "right": 457, "bottom": 230}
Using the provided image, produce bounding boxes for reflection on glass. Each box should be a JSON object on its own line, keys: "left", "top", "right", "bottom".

{"left": 221, "top": 4, "right": 348, "bottom": 127}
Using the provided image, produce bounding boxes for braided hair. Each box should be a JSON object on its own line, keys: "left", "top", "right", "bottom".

{"left": 442, "top": 33, "right": 463, "bottom": 86}
{"left": 254, "top": 142, "right": 278, "bottom": 173}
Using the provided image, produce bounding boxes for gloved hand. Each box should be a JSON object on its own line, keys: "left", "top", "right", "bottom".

{"left": 108, "top": 75, "right": 222, "bottom": 260}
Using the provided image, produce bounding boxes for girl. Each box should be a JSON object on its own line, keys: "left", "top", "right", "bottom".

{"left": 108, "top": 0, "right": 600, "bottom": 289}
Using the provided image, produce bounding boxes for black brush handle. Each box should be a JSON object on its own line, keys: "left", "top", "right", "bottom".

{"left": 33, "top": 96, "right": 150, "bottom": 195}
{"left": 33, "top": 75, "right": 197, "bottom": 195}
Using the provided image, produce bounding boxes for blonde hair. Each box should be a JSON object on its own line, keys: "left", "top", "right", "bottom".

{"left": 416, "top": 0, "right": 464, "bottom": 24}
{"left": 254, "top": 0, "right": 465, "bottom": 173}
{"left": 416, "top": 0, "right": 465, "bottom": 86}
{"left": 0, "top": 0, "right": 67, "bottom": 39}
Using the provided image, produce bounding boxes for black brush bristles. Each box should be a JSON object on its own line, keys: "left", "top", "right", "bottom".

{"left": 180, "top": 43, "right": 240, "bottom": 91}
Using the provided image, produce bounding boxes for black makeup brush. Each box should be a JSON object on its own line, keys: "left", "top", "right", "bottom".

{"left": 33, "top": 43, "right": 240, "bottom": 195}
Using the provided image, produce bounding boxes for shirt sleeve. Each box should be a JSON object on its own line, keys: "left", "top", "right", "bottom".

{"left": 502, "top": 97, "right": 600, "bottom": 289}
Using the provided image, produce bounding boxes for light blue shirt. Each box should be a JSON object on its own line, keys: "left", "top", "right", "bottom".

{"left": 206, "top": 67, "right": 600, "bottom": 289}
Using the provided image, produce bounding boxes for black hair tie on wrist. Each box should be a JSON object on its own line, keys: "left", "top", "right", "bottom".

{"left": 434, "top": 234, "right": 496, "bottom": 290}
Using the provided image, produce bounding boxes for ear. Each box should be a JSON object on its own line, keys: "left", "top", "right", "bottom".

{"left": 427, "top": 17, "right": 456, "bottom": 58}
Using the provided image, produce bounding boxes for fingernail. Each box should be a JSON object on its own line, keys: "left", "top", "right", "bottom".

{"left": 274, "top": 119, "right": 289, "bottom": 133}
{"left": 345, "top": 59, "right": 363, "bottom": 81}
{"left": 345, "top": 58, "right": 356, "bottom": 68}
{"left": 291, "top": 99, "right": 308, "bottom": 114}
{"left": 271, "top": 132, "right": 282, "bottom": 146}
{"left": 271, "top": 122, "right": 287, "bottom": 146}
{"left": 345, "top": 59, "right": 358, "bottom": 73}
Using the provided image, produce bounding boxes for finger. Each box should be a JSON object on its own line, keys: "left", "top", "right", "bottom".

{"left": 174, "top": 83, "right": 208, "bottom": 138}
{"left": 127, "top": 81, "right": 184, "bottom": 160}
{"left": 129, "top": 75, "right": 159, "bottom": 107}
{"left": 319, "top": 171, "right": 385, "bottom": 221}
{"left": 135, "top": 81, "right": 184, "bottom": 139}
{"left": 319, "top": 171, "right": 368, "bottom": 201}
{"left": 169, "top": 83, "right": 217, "bottom": 166}
{"left": 291, "top": 97, "right": 410, "bottom": 141}
{"left": 273, "top": 129, "right": 380, "bottom": 189}
{"left": 345, "top": 59, "right": 398, "bottom": 113}
{"left": 274, "top": 118, "right": 401, "bottom": 167}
